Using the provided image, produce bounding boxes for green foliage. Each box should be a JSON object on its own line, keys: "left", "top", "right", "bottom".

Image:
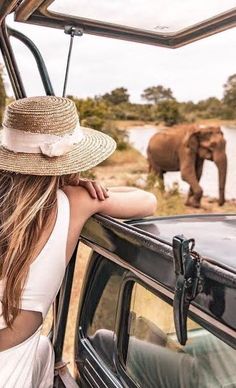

{"left": 0, "top": 65, "right": 6, "bottom": 123}
{"left": 220, "top": 106, "right": 235, "bottom": 120}
{"left": 223, "top": 74, "right": 236, "bottom": 118}
{"left": 68, "top": 95, "right": 111, "bottom": 130}
{"left": 71, "top": 97, "right": 111, "bottom": 121}
{"left": 141, "top": 85, "right": 174, "bottom": 104}
{"left": 140, "top": 85, "right": 182, "bottom": 125}
{"left": 194, "top": 97, "right": 223, "bottom": 119}
{"left": 133, "top": 104, "right": 153, "bottom": 121}
{"left": 101, "top": 87, "right": 129, "bottom": 105}
{"left": 179, "top": 101, "right": 198, "bottom": 114}
{"left": 107, "top": 102, "right": 130, "bottom": 120}
{"left": 101, "top": 121, "right": 130, "bottom": 151}
{"left": 154, "top": 100, "right": 183, "bottom": 126}
{"left": 68, "top": 95, "right": 130, "bottom": 150}
{"left": 81, "top": 115, "right": 105, "bottom": 131}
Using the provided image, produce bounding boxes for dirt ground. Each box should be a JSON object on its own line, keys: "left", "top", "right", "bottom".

{"left": 49, "top": 146, "right": 236, "bottom": 374}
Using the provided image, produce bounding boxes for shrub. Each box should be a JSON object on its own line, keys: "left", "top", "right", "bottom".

{"left": 155, "top": 100, "right": 184, "bottom": 126}
{"left": 102, "top": 121, "right": 130, "bottom": 151}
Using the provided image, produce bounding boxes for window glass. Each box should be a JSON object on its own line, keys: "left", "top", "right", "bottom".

{"left": 88, "top": 273, "right": 122, "bottom": 335}
{"left": 50, "top": 0, "right": 235, "bottom": 33}
{"left": 87, "top": 259, "right": 124, "bottom": 368}
{"left": 126, "top": 283, "right": 236, "bottom": 388}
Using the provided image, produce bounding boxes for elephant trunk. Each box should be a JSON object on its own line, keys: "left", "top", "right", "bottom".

{"left": 214, "top": 152, "right": 227, "bottom": 206}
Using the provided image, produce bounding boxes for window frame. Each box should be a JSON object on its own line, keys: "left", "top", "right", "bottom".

{"left": 14, "top": 1, "right": 236, "bottom": 49}
{"left": 78, "top": 253, "right": 127, "bottom": 340}
{"left": 115, "top": 275, "right": 173, "bottom": 373}
{"left": 114, "top": 274, "right": 236, "bottom": 385}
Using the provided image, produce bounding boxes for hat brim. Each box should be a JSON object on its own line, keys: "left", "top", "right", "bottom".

{"left": 0, "top": 127, "right": 116, "bottom": 176}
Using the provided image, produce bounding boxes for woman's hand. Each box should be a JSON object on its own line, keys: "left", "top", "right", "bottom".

{"left": 78, "top": 179, "right": 109, "bottom": 201}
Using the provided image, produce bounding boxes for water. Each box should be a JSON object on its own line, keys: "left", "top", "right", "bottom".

{"left": 128, "top": 125, "right": 236, "bottom": 200}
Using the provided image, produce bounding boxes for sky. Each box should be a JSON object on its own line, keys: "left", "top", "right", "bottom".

{"left": 3, "top": 1, "right": 236, "bottom": 103}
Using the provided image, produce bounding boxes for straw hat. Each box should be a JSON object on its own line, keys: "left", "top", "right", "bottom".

{"left": 0, "top": 96, "right": 116, "bottom": 175}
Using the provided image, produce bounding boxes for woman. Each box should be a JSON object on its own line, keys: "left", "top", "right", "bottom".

{"left": 0, "top": 96, "right": 156, "bottom": 387}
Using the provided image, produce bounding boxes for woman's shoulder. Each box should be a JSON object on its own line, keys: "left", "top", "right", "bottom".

{"left": 61, "top": 185, "right": 100, "bottom": 219}
{"left": 60, "top": 185, "right": 101, "bottom": 262}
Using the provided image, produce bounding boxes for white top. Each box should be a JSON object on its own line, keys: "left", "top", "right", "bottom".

{"left": 0, "top": 189, "right": 70, "bottom": 329}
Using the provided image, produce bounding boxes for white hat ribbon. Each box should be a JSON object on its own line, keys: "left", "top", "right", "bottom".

{"left": 1, "top": 123, "right": 83, "bottom": 157}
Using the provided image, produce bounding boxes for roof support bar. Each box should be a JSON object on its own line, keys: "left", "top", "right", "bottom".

{"left": 0, "top": 20, "right": 26, "bottom": 99}
{"left": 62, "top": 26, "right": 83, "bottom": 97}
{"left": 8, "top": 26, "right": 54, "bottom": 96}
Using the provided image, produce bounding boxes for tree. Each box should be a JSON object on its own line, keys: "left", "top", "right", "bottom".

{"left": 195, "top": 97, "right": 223, "bottom": 118}
{"left": 155, "top": 100, "right": 183, "bottom": 126}
{"left": 0, "top": 65, "right": 6, "bottom": 123}
{"left": 223, "top": 74, "right": 236, "bottom": 118}
{"left": 141, "top": 85, "right": 174, "bottom": 104}
{"left": 102, "top": 87, "right": 129, "bottom": 105}
{"left": 179, "top": 101, "right": 197, "bottom": 114}
{"left": 67, "top": 95, "right": 129, "bottom": 149}
{"left": 67, "top": 96, "right": 110, "bottom": 131}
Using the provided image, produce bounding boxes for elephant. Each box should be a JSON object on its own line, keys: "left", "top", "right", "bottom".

{"left": 147, "top": 125, "right": 227, "bottom": 208}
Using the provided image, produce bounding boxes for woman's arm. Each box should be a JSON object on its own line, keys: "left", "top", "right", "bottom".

{"left": 98, "top": 188, "right": 157, "bottom": 218}
{"left": 64, "top": 183, "right": 157, "bottom": 220}
{"left": 63, "top": 183, "right": 157, "bottom": 263}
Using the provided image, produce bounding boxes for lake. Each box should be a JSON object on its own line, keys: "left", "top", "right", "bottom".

{"left": 128, "top": 126, "right": 236, "bottom": 200}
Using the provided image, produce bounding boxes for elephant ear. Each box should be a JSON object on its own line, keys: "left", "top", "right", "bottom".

{"left": 183, "top": 129, "right": 200, "bottom": 152}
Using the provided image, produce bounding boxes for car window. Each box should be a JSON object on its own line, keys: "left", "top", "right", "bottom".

{"left": 50, "top": 0, "right": 236, "bottom": 33}
{"left": 88, "top": 273, "right": 122, "bottom": 336}
{"left": 125, "top": 282, "right": 236, "bottom": 388}
{"left": 87, "top": 259, "right": 125, "bottom": 369}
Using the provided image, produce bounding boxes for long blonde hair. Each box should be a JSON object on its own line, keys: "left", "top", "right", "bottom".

{"left": 0, "top": 171, "right": 78, "bottom": 327}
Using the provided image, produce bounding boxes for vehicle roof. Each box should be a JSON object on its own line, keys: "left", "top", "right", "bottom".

{"left": 131, "top": 214, "right": 236, "bottom": 271}
{"left": 1, "top": 0, "right": 235, "bottom": 48}
{"left": 81, "top": 213, "right": 236, "bottom": 282}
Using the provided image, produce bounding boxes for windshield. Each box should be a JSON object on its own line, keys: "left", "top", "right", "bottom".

{"left": 49, "top": 0, "right": 236, "bottom": 33}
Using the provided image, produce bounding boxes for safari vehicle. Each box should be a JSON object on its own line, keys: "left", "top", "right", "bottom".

{"left": 0, "top": 1, "right": 236, "bottom": 387}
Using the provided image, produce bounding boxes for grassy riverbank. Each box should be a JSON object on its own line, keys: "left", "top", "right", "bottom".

{"left": 113, "top": 118, "right": 236, "bottom": 131}
{"left": 97, "top": 147, "right": 236, "bottom": 215}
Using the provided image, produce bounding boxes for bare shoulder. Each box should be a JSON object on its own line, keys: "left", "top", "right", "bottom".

{"left": 61, "top": 185, "right": 102, "bottom": 263}
{"left": 62, "top": 185, "right": 100, "bottom": 219}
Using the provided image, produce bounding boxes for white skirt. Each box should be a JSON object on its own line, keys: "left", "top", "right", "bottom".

{"left": 0, "top": 325, "right": 54, "bottom": 388}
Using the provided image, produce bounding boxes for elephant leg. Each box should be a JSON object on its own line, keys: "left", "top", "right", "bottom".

{"left": 186, "top": 158, "right": 204, "bottom": 206}
{"left": 154, "top": 167, "right": 165, "bottom": 190}
{"left": 158, "top": 170, "right": 165, "bottom": 191}
{"left": 196, "top": 158, "right": 204, "bottom": 181}
{"left": 182, "top": 165, "right": 203, "bottom": 208}
{"left": 148, "top": 159, "right": 165, "bottom": 190}
{"left": 185, "top": 184, "right": 203, "bottom": 208}
{"left": 186, "top": 188, "right": 194, "bottom": 206}
{"left": 156, "top": 168, "right": 164, "bottom": 181}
